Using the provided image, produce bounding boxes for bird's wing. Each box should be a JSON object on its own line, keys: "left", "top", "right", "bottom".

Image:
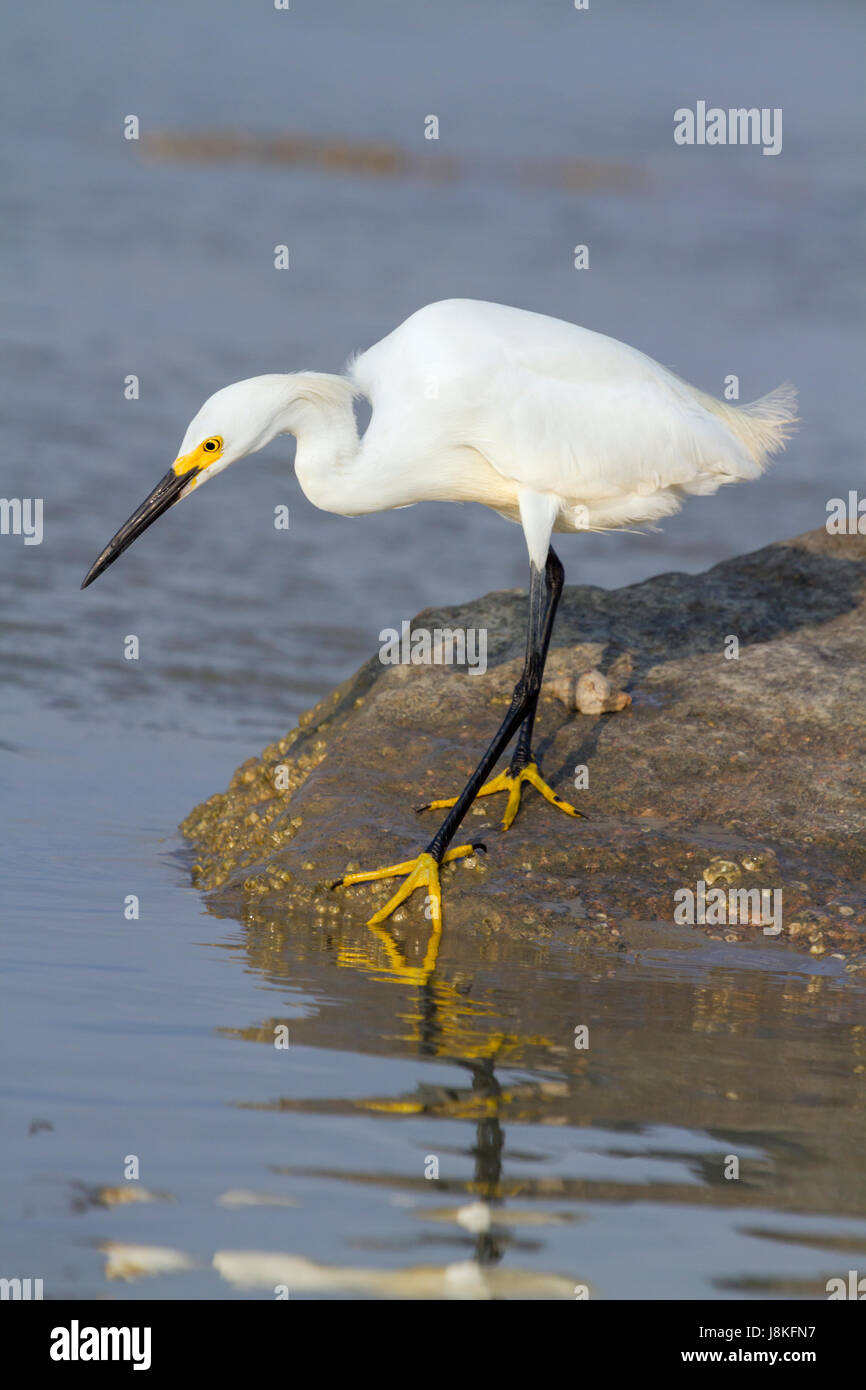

{"left": 352, "top": 299, "right": 761, "bottom": 506}
{"left": 465, "top": 366, "right": 760, "bottom": 503}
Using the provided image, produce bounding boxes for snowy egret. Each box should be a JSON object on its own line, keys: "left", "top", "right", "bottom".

{"left": 82, "top": 299, "right": 797, "bottom": 925}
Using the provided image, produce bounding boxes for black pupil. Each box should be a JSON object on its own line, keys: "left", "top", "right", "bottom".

{"left": 206, "top": 441, "right": 216, "bottom": 450}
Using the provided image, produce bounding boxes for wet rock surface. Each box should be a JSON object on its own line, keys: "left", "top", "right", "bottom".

{"left": 182, "top": 528, "right": 866, "bottom": 975}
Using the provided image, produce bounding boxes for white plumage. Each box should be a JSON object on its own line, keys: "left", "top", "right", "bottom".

{"left": 347, "top": 299, "right": 797, "bottom": 561}
{"left": 84, "top": 297, "right": 798, "bottom": 580}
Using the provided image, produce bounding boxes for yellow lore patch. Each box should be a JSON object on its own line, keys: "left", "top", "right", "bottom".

{"left": 173, "top": 436, "right": 223, "bottom": 477}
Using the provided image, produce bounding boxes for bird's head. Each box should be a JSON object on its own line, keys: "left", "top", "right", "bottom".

{"left": 80, "top": 375, "right": 314, "bottom": 589}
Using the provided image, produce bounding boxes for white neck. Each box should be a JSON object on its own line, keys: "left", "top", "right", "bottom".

{"left": 279, "top": 373, "right": 362, "bottom": 514}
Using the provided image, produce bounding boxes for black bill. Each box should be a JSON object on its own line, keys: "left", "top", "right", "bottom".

{"left": 80, "top": 466, "right": 198, "bottom": 589}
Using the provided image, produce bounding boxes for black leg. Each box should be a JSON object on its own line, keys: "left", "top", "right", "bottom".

{"left": 425, "top": 546, "right": 564, "bottom": 862}
{"left": 510, "top": 546, "right": 564, "bottom": 774}
{"left": 335, "top": 545, "right": 576, "bottom": 932}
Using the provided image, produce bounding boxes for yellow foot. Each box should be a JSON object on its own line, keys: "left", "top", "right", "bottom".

{"left": 332, "top": 845, "right": 477, "bottom": 925}
{"left": 419, "top": 762, "right": 585, "bottom": 831}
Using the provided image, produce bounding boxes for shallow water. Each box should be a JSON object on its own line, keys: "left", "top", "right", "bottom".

{"left": 1, "top": 0, "right": 865, "bottom": 1298}
{"left": 4, "top": 715, "right": 865, "bottom": 1299}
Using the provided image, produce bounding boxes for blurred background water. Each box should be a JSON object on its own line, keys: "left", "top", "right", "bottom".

{"left": 1, "top": 0, "right": 864, "bottom": 1298}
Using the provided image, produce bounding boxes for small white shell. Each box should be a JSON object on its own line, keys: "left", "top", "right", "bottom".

{"left": 549, "top": 667, "right": 631, "bottom": 714}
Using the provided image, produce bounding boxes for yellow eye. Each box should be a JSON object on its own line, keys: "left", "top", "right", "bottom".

{"left": 202, "top": 436, "right": 222, "bottom": 455}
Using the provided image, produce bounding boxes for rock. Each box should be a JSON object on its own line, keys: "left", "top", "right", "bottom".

{"left": 181, "top": 528, "right": 866, "bottom": 973}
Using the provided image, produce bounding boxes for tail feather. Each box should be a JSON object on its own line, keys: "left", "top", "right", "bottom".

{"left": 692, "top": 380, "right": 799, "bottom": 470}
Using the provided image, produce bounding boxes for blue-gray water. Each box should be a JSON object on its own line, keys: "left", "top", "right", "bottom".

{"left": 1, "top": 0, "right": 865, "bottom": 1298}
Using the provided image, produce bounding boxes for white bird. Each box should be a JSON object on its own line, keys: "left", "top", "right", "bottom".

{"left": 82, "top": 298, "right": 797, "bottom": 926}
